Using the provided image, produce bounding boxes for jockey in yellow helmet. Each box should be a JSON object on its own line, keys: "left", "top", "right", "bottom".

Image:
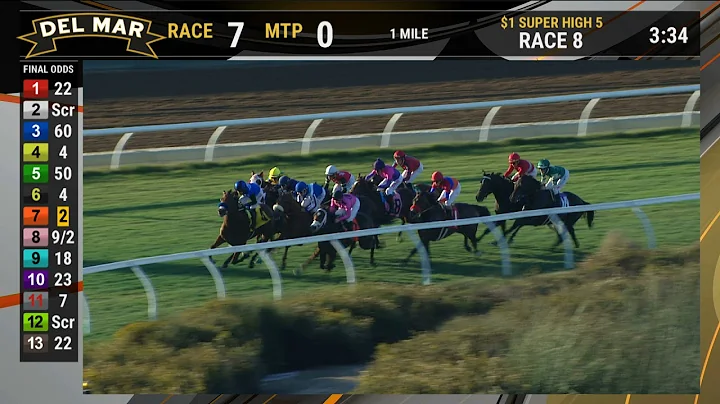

{"left": 268, "top": 167, "right": 283, "bottom": 186}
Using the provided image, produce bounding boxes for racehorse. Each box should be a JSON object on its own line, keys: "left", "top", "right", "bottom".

{"left": 474, "top": 171, "right": 527, "bottom": 243}
{"left": 249, "top": 170, "right": 279, "bottom": 207}
{"left": 271, "top": 192, "right": 314, "bottom": 270}
{"left": 302, "top": 207, "right": 380, "bottom": 272}
{"left": 350, "top": 176, "right": 415, "bottom": 241}
{"left": 210, "top": 190, "right": 252, "bottom": 268}
{"left": 509, "top": 175, "right": 594, "bottom": 248}
{"left": 402, "top": 191, "right": 492, "bottom": 265}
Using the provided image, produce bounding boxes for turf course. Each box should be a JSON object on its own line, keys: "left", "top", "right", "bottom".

{"left": 83, "top": 129, "right": 699, "bottom": 341}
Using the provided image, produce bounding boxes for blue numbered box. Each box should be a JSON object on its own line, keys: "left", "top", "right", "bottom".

{"left": 23, "top": 122, "right": 49, "bottom": 141}
{"left": 23, "top": 249, "right": 48, "bottom": 268}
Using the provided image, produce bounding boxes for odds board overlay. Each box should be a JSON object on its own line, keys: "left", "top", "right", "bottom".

{"left": 16, "top": 9, "right": 700, "bottom": 59}
{"left": 19, "top": 60, "right": 81, "bottom": 362}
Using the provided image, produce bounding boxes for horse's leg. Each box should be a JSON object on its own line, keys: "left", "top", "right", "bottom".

{"left": 463, "top": 232, "right": 472, "bottom": 252}
{"left": 567, "top": 224, "right": 580, "bottom": 248}
{"left": 477, "top": 227, "right": 493, "bottom": 243}
{"left": 209, "top": 235, "right": 225, "bottom": 264}
{"left": 300, "top": 246, "right": 321, "bottom": 272}
{"left": 326, "top": 250, "right": 337, "bottom": 271}
{"left": 223, "top": 253, "right": 235, "bottom": 268}
{"left": 369, "top": 240, "right": 377, "bottom": 267}
{"left": 504, "top": 221, "right": 523, "bottom": 245}
{"left": 281, "top": 246, "right": 290, "bottom": 270}
{"left": 397, "top": 218, "right": 406, "bottom": 242}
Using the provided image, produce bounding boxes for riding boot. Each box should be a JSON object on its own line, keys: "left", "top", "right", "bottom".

{"left": 378, "top": 191, "right": 388, "bottom": 212}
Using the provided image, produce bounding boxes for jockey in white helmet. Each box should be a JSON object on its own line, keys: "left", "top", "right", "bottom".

{"left": 324, "top": 164, "right": 356, "bottom": 194}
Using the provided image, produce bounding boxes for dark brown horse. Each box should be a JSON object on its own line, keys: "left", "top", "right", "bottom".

{"left": 474, "top": 171, "right": 527, "bottom": 243}
{"left": 301, "top": 207, "right": 380, "bottom": 272}
{"left": 210, "top": 190, "right": 252, "bottom": 268}
{"left": 271, "top": 192, "right": 314, "bottom": 270}
{"left": 509, "top": 175, "right": 594, "bottom": 248}
{"left": 350, "top": 176, "right": 415, "bottom": 241}
{"left": 402, "top": 191, "right": 492, "bottom": 265}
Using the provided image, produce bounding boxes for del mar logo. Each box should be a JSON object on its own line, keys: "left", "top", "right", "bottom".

{"left": 18, "top": 13, "right": 166, "bottom": 59}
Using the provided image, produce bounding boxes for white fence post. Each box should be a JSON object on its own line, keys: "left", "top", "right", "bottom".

{"left": 200, "top": 257, "right": 226, "bottom": 299}
{"left": 257, "top": 249, "right": 282, "bottom": 300}
{"left": 577, "top": 98, "right": 600, "bottom": 137}
{"left": 548, "top": 214, "right": 574, "bottom": 269}
{"left": 479, "top": 106, "right": 501, "bottom": 142}
{"left": 330, "top": 239, "right": 356, "bottom": 285}
{"left": 110, "top": 132, "right": 133, "bottom": 170}
{"left": 301, "top": 119, "right": 323, "bottom": 156}
{"left": 131, "top": 265, "right": 157, "bottom": 320}
{"left": 681, "top": 90, "right": 700, "bottom": 128}
{"left": 407, "top": 231, "right": 432, "bottom": 285}
{"left": 486, "top": 221, "right": 512, "bottom": 276}
{"left": 631, "top": 207, "right": 657, "bottom": 249}
{"left": 204, "top": 126, "right": 227, "bottom": 162}
{"left": 380, "top": 113, "right": 403, "bottom": 148}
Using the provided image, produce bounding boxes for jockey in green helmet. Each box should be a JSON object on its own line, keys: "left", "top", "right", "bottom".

{"left": 537, "top": 159, "right": 570, "bottom": 197}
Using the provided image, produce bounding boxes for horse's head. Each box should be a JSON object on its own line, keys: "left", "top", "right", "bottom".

{"left": 409, "top": 191, "right": 436, "bottom": 217}
{"left": 476, "top": 171, "right": 511, "bottom": 202}
{"left": 350, "top": 176, "right": 373, "bottom": 195}
{"left": 510, "top": 175, "right": 542, "bottom": 203}
{"left": 310, "top": 208, "right": 329, "bottom": 233}
{"left": 219, "top": 189, "right": 240, "bottom": 217}
{"left": 249, "top": 171, "right": 265, "bottom": 188}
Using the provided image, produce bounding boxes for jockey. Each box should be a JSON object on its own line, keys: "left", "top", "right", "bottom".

{"left": 537, "top": 159, "right": 570, "bottom": 198}
{"left": 329, "top": 190, "right": 361, "bottom": 232}
{"left": 268, "top": 167, "right": 283, "bottom": 186}
{"left": 235, "top": 180, "right": 263, "bottom": 230}
{"left": 392, "top": 150, "right": 423, "bottom": 187}
{"left": 504, "top": 152, "right": 537, "bottom": 182}
{"left": 295, "top": 181, "right": 326, "bottom": 214}
{"left": 278, "top": 175, "right": 299, "bottom": 195}
{"left": 366, "top": 158, "right": 403, "bottom": 207}
{"left": 430, "top": 171, "right": 461, "bottom": 207}
{"left": 324, "top": 165, "right": 356, "bottom": 194}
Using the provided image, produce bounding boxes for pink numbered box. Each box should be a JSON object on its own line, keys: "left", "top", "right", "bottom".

{"left": 23, "top": 228, "right": 48, "bottom": 247}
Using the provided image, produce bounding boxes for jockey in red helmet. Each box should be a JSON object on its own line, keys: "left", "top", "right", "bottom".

{"left": 430, "top": 171, "right": 461, "bottom": 207}
{"left": 392, "top": 150, "right": 424, "bottom": 186}
{"left": 503, "top": 152, "right": 537, "bottom": 182}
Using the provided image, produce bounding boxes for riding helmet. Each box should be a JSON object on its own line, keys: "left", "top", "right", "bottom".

{"left": 508, "top": 152, "right": 521, "bottom": 163}
{"left": 537, "top": 159, "right": 551, "bottom": 169}
{"left": 278, "top": 176, "right": 290, "bottom": 187}
{"left": 374, "top": 159, "right": 385, "bottom": 170}
{"left": 431, "top": 171, "right": 444, "bottom": 182}
{"left": 333, "top": 190, "right": 344, "bottom": 200}
{"left": 295, "top": 181, "right": 308, "bottom": 194}
{"left": 325, "top": 165, "right": 338, "bottom": 176}
{"left": 235, "top": 180, "right": 248, "bottom": 193}
{"left": 393, "top": 150, "right": 406, "bottom": 159}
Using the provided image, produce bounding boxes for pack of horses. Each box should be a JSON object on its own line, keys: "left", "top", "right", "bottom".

{"left": 209, "top": 170, "right": 595, "bottom": 273}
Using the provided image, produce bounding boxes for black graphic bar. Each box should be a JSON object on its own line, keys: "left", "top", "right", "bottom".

{"left": 18, "top": 11, "right": 699, "bottom": 59}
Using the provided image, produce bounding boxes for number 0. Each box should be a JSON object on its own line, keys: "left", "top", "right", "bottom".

{"left": 317, "top": 21, "right": 333, "bottom": 48}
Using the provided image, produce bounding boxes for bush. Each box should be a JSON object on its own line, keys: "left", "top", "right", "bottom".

{"left": 355, "top": 239, "right": 700, "bottom": 394}
{"left": 85, "top": 235, "right": 699, "bottom": 394}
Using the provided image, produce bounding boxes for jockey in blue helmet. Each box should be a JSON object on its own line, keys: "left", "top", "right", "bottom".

{"left": 235, "top": 180, "right": 262, "bottom": 230}
{"left": 278, "top": 175, "right": 299, "bottom": 195}
{"left": 295, "top": 181, "right": 326, "bottom": 213}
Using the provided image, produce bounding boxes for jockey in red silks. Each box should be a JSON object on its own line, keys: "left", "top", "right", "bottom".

{"left": 329, "top": 190, "right": 361, "bottom": 232}
{"left": 430, "top": 171, "right": 461, "bottom": 207}
{"left": 392, "top": 150, "right": 423, "bottom": 186}
{"left": 325, "top": 165, "right": 356, "bottom": 194}
{"left": 503, "top": 152, "right": 537, "bottom": 182}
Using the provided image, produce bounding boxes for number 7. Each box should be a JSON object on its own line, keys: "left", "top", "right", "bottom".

{"left": 228, "top": 22, "right": 245, "bottom": 48}
{"left": 59, "top": 294, "right": 67, "bottom": 308}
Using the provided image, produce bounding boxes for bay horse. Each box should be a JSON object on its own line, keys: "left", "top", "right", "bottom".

{"left": 302, "top": 207, "right": 380, "bottom": 272}
{"left": 249, "top": 170, "right": 279, "bottom": 207}
{"left": 474, "top": 171, "right": 527, "bottom": 243}
{"left": 350, "top": 176, "right": 415, "bottom": 241}
{"left": 210, "top": 190, "right": 252, "bottom": 268}
{"left": 509, "top": 175, "right": 594, "bottom": 248}
{"left": 271, "top": 192, "right": 314, "bottom": 270}
{"left": 402, "top": 191, "right": 492, "bottom": 265}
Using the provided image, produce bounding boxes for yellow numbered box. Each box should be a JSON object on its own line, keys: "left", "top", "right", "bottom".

{"left": 56, "top": 206, "right": 70, "bottom": 227}
{"left": 23, "top": 143, "right": 48, "bottom": 162}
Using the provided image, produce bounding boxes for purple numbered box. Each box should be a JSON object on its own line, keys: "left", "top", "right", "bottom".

{"left": 23, "top": 270, "right": 48, "bottom": 290}
{"left": 23, "top": 228, "right": 48, "bottom": 247}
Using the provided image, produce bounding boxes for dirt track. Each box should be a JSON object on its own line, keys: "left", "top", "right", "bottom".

{"left": 84, "top": 65, "right": 698, "bottom": 153}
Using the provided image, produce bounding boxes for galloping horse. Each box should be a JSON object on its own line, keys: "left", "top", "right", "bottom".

{"left": 210, "top": 190, "right": 252, "bottom": 268}
{"left": 474, "top": 171, "right": 526, "bottom": 243}
{"left": 350, "top": 176, "right": 415, "bottom": 241}
{"left": 302, "top": 207, "right": 380, "bottom": 271}
{"left": 403, "top": 191, "right": 492, "bottom": 265}
{"left": 272, "top": 192, "right": 315, "bottom": 270}
{"left": 509, "top": 175, "right": 594, "bottom": 248}
{"left": 249, "top": 170, "right": 279, "bottom": 207}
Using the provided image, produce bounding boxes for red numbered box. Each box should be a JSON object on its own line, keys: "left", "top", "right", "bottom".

{"left": 23, "top": 79, "right": 49, "bottom": 99}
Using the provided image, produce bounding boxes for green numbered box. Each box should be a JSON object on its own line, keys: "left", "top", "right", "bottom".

{"left": 23, "top": 312, "right": 48, "bottom": 332}
{"left": 23, "top": 164, "right": 49, "bottom": 183}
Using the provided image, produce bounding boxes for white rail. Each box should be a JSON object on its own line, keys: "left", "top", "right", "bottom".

{"left": 82, "top": 193, "right": 699, "bottom": 333}
{"left": 82, "top": 85, "right": 699, "bottom": 169}
{"left": 84, "top": 112, "right": 700, "bottom": 169}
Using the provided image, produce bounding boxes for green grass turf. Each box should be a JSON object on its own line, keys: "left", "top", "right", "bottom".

{"left": 82, "top": 129, "right": 699, "bottom": 341}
